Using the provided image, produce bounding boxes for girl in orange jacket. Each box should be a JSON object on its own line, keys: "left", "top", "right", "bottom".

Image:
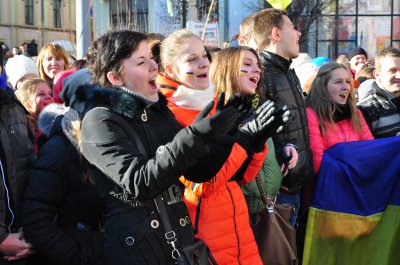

{"left": 157, "top": 29, "right": 288, "bottom": 265}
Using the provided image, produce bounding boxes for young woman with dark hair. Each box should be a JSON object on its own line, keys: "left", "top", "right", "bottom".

{"left": 61, "top": 30, "right": 243, "bottom": 265}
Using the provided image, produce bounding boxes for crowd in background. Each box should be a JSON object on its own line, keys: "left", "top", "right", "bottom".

{"left": 0, "top": 6, "right": 399, "bottom": 265}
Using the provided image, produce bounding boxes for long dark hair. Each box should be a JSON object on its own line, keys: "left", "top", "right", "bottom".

{"left": 87, "top": 30, "right": 147, "bottom": 87}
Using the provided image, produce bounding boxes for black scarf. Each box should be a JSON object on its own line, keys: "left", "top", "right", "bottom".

{"left": 333, "top": 103, "right": 351, "bottom": 123}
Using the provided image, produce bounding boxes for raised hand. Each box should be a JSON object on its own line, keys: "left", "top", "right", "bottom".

{"left": 190, "top": 94, "right": 239, "bottom": 143}
{"left": 223, "top": 93, "right": 253, "bottom": 121}
{"left": 237, "top": 100, "right": 290, "bottom": 153}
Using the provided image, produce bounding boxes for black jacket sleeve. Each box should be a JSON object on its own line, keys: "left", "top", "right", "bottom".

{"left": 80, "top": 108, "right": 210, "bottom": 200}
{"left": 184, "top": 134, "right": 235, "bottom": 182}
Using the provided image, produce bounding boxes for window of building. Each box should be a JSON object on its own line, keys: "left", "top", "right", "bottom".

{"left": 310, "top": 0, "right": 400, "bottom": 61}
{"left": 110, "top": 0, "right": 149, "bottom": 32}
{"left": 25, "top": 0, "right": 34, "bottom": 25}
{"left": 54, "top": 0, "right": 62, "bottom": 28}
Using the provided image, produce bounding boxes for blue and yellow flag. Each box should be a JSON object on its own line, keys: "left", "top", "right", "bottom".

{"left": 266, "top": 0, "right": 292, "bottom": 10}
{"left": 303, "top": 137, "right": 400, "bottom": 265}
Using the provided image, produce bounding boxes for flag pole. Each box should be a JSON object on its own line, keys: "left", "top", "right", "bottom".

{"left": 201, "top": 0, "right": 216, "bottom": 41}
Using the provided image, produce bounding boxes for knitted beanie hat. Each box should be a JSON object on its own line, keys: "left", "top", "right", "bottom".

{"left": 348, "top": 47, "right": 368, "bottom": 60}
{"left": 5, "top": 55, "right": 39, "bottom": 88}
{"left": 53, "top": 70, "right": 76, "bottom": 104}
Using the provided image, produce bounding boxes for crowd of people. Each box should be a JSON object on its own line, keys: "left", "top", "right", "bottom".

{"left": 0, "top": 6, "right": 399, "bottom": 265}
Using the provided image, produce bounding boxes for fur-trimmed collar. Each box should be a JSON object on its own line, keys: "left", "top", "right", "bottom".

{"left": 38, "top": 103, "right": 67, "bottom": 137}
{"left": 73, "top": 85, "right": 168, "bottom": 119}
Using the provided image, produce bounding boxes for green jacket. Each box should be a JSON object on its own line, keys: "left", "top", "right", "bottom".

{"left": 241, "top": 138, "right": 282, "bottom": 214}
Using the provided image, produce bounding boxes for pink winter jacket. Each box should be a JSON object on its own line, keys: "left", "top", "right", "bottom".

{"left": 306, "top": 107, "right": 374, "bottom": 174}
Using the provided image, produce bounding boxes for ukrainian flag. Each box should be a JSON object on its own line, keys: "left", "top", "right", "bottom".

{"left": 303, "top": 137, "right": 400, "bottom": 265}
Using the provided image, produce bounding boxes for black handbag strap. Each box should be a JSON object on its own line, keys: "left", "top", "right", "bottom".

{"left": 123, "top": 111, "right": 182, "bottom": 259}
{"left": 154, "top": 196, "right": 181, "bottom": 260}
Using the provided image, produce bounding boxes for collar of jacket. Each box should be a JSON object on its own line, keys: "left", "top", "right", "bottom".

{"left": 375, "top": 80, "right": 398, "bottom": 100}
{"left": 372, "top": 81, "right": 394, "bottom": 100}
{"left": 157, "top": 74, "right": 180, "bottom": 96}
{"left": 73, "top": 84, "right": 168, "bottom": 120}
{"left": 260, "top": 51, "right": 292, "bottom": 72}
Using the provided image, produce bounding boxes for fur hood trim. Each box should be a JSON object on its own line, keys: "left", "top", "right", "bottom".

{"left": 38, "top": 103, "right": 68, "bottom": 137}
{"left": 73, "top": 85, "right": 168, "bottom": 119}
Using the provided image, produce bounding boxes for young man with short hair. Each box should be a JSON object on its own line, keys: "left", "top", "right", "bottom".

{"left": 244, "top": 8, "right": 314, "bottom": 227}
{"left": 357, "top": 47, "right": 400, "bottom": 138}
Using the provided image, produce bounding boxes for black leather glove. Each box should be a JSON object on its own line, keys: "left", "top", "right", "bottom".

{"left": 224, "top": 93, "right": 253, "bottom": 121}
{"left": 237, "top": 101, "right": 290, "bottom": 153}
{"left": 190, "top": 96, "right": 239, "bottom": 143}
{"left": 251, "top": 104, "right": 290, "bottom": 153}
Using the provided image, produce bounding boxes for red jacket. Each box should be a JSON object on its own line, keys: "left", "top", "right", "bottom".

{"left": 158, "top": 75, "right": 264, "bottom": 265}
{"left": 306, "top": 107, "right": 374, "bottom": 174}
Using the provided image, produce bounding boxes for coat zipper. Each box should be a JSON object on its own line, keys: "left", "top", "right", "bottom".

{"left": 226, "top": 184, "right": 241, "bottom": 264}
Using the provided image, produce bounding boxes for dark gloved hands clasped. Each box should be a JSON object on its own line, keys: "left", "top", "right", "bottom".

{"left": 237, "top": 100, "right": 290, "bottom": 154}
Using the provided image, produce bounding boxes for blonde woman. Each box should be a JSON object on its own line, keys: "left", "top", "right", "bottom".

{"left": 158, "top": 30, "right": 288, "bottom": 265}
{"left": 16, "top": 78, "right": 54, "bottom": 151}
{"left": 306, "top": 62, "right": 374, "bottom": 174}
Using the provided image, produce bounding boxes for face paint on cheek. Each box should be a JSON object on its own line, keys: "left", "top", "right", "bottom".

{"left": 240, "top": 69, "right": 248, "bottom": 76}
{"left": 186, "top": 72, "right": 194, "bottom": 77}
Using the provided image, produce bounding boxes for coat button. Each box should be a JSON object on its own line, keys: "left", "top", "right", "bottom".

{"left": 150, "top": 219, "right": 159, "bottom": 229}
{"left": 126, "top": 236, "right": 135, "bottom": 246}
{"left": 157, "top": 146, "right": 165, "bottom": 154}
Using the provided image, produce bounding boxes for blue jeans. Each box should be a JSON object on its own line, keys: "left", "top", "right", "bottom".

{"left": 275, "top": 191, "right": 300, "bottom": 228}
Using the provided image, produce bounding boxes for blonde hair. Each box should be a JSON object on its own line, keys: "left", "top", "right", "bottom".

{"left": 253, "top": 8, "right": 288, "bottom": 50}
{"left": 375, "top": 47, "right": 400, "bottom": 72}
{"left": 147, "top": 33, "right": 166, "bottom": 73}
{"left": 336, "top": 54, "right": 349, "bottom": 64}
{"left": 210, "top": 46, "right": 263, "bottom": 104}
{"left": 16, "top": 78, "right": 50, "bottom": 117}
{"left": 306, "top": 62, "right": 362, "bottom": 134}
{"left": 239, "top": 13, "right": 257, "bottom": 43}
{"left": 37, "top": 43, "right": 69, "bottom": 83}
{"left": 160, "top": 29, "right": 202, "bottom": 74}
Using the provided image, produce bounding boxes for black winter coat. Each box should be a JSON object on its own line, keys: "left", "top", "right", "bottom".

{"left": 0, "top": 91, "right": 35, "bottom": 265}
{"left": 67, "top": 86, "right": 233, "bottom": 265}
{"left": 260, "top": 51, "right": 314, "bottom": 193}
{"left": 22, "top": 105, "right": 104, "bottom": 265}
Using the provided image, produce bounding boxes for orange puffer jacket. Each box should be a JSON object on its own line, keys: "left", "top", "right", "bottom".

{"left": 158, "top": 75, "right": 264, "bottom": 265}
